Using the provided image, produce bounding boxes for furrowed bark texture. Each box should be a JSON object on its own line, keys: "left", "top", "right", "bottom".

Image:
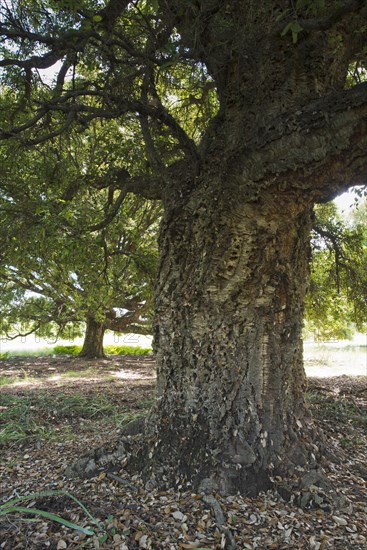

{"left": 137, "top": 177, "right": 317, "bottom": 494}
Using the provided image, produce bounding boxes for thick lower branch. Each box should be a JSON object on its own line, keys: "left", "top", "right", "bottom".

{"left": 240, "top": 83, "right": 367, "bottom": 201}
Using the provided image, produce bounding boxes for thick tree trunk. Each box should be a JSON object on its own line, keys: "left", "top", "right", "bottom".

{"left": 137, "top": 183, "right": 319, "bottom": 495}
{"left": 79, "top": 316, "right": 106, "bottom": 359}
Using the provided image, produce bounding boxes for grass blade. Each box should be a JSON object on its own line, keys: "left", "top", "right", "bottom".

{"left": 0, "top": 505, "right": 94, "bottom": 535}
{"left": 1, "top": 489, "right": 103, "bottom": 530}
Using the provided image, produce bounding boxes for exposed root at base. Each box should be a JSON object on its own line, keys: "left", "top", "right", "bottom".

{"left": 65, "top": 430, "right": 351, "bottom": 513}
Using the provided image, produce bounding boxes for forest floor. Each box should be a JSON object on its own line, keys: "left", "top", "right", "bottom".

{"left": 0, "top": 355, "right": 366, "bottom": 550}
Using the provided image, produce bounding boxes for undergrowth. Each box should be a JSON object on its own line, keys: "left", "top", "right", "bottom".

{"left": 0, "top": 490, "right": 102, "bottom": 538}
{"left": 306, "top": 391, "right": 365, "bottom": 425}
{"left": 53, "top": 344, "right": 152, "bottom": 355}
{"left": 0, "top": 391, "right": 152, "bottom": 445}
{"left": 0, "top": 344, "right": 152, "bottom": 358}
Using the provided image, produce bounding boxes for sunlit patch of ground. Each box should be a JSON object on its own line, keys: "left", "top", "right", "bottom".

{"left": 304, "top": 340, "right": 367, "bottom": 378}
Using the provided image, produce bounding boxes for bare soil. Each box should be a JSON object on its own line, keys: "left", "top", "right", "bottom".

{"left": 0, "top": 355, "right": 366, "bottom": 549}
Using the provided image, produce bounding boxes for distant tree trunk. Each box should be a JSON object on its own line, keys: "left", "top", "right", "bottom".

{"left": 79, "top": 316, "right": 106, "bottom": 359}
{"left": 135, "top": 182, "right": 319, "bottom": 495}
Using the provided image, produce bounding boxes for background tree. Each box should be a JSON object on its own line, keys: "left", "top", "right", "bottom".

{"left": 0, "top": 119, "right": 160, "bottom": 358}
{"left": 1, "top": 0, "right": 367, "bottom": 495}
{"left": 306, "top": 201, "right": 367, "bottom": 340}
{"left": 352, "top": 195, "right": 367, "bottom": 225}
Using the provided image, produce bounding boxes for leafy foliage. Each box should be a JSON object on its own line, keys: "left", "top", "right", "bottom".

{"left": 0, "top": 118, "right": 160, "bottom": 343}
{"left": 0, "top": 1, "right": 364, "bottom": 355}
{"left": 53, "top": 344, "right": 152, "bottom": 355}
{"left": 306, "top": 201, "right": 367, "bottom": 340}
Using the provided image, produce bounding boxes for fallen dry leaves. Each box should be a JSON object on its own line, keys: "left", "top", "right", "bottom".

{"left": 0, "top": 356, "right": 366, "bottom": 549}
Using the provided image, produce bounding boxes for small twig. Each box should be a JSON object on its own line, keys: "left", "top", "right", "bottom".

{"left": 105, "top": 472, "right": 139, "bottom": 492}
{"left": 134, "top": 515, "right": 159, "bottom": 531}
{"left": 202, "top": 494, "right": 225, "bottom": 525}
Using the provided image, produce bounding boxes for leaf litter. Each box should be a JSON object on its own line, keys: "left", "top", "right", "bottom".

{"left": 0, "top": 355, "right": 366, "bottom": 549}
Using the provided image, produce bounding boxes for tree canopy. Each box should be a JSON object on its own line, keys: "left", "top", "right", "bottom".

{"left": 0, "top": 115, "right": 160, "bottom": 356}
{"left": 0, "top": 1, "right": 366, "bottom": 203}
{"left": 306, "top": 200, "right": 367, "bottom": 340}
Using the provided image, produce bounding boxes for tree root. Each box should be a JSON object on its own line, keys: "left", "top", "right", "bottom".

{"left": 203, "top": 495, "right": 237, "bottom": 549}
{"left": 276, "top": 468, "right": 352, "bottom": 512}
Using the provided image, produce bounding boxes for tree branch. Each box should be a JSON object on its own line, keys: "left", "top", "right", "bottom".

{"left": 105, "top": 301, "right": 151, "bottom": 333}
{"left": 297, "top": 0, "right": 366, "bottom": 33}
{"left": 1, "top": 86, "right": 199, "bottom": 163}
{"left": 0, "top": 51, "right": 63, "bottom": 71}
{"left": 0, "top": 25, "right": 55, "bottom": 46}
{"left": 1, "top": 323, "right": 41, "bottom": 341}
{"left": 242, "top": 82, "right": 367, "bottom": 202}
{"left": 124, "top": 174, "right": 164, "bottom": 200}
{"left": 86, "top": 189, "right": 128, "bottom": 232}
{"left": 98, "top": 0, "right": 131, "bottom": 31}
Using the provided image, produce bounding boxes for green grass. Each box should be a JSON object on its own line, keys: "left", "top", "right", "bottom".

{"left": 1, "top": 343, "right": 152, "bottom": 358}
{"left": 60, "top": 368, "right": 99, "bottom": 378}
{"left": 0, "top": 490, "right": 102, "bottom": 536}
{"left": 118, "top": 411, "right": 147, "bottom": 425}
{"left": 52, "top": 344, "right": 81, "bottom": 355}
{"left": 0, "top": 375, "right": 21, "bottom": 386}
{"left": 59, "top": 369, "right": 117, "bottom": 382}
{"left": 0, "top": 390, "right": 154, "bottom": 445}
{"left": 56, "top": 393, "right": 118, "bottom": 417}
{"left": 104, "top": 344, "right": 152, "bottom": 355}
{"left": 0, "top": 392, "right": 117, "bottom": 445}
{"left": 3, "top": 347, "right": 56, "bottom": 357}
{"left": 307, "top": 391, "right": 366, "bottom": 428}
{"left": 135, "top": 397, "right": 155, "bottom": 409}
{"left": 0, "top": 374, "right": 37, "bottom": 386}
{"left": 310, "top": 343, "right": 367, "bottom": 352}
{"left": 0, "top": 394, "right": 73, "bottom": 444}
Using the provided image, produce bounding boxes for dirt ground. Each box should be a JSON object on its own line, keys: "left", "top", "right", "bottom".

{"left": 0, "top": 355, "right": 366, "bottom": 549}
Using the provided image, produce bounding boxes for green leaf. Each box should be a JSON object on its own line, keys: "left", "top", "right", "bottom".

{"left": 290, "top": 21, "right": 303, "bottom": 34}
{"left": 160, "top": 60, "right": 175, "bottom": 70}
{"left": 151, "top": 0, "right": 159, "bottom": 12}
{"left": 281, "top": 20, "right": 303, "bottom": 43}
{"left": 281, "top": 22, "right": 292, "bottom": 37}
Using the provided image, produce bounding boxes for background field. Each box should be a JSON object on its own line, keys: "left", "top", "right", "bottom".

{"left": 1, "top": 332, "right": 366, "bottom": 377}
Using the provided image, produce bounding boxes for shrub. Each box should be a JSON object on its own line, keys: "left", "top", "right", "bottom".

{"left": 104, "top": 344, "right": 152, "bottom": 355}
{"left": 53, "top": 345, "right": 82, "bottom": 355}
{"left": 52, "top": 344, "right": 152, "bottom": 356}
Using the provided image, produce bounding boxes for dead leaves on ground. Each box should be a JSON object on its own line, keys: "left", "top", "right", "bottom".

{"left": 0, "top": 358, "right": 366, "bottom": 549}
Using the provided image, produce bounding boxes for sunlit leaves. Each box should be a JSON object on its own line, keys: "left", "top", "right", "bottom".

{"left": 0, "top": 0, "right": 218, "bottom": 167}
{"left": 306, "top": 202, "right": 367, "bottom": 339}
{"left": 0, "top": 119, "right": 160, "bottom": 339}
